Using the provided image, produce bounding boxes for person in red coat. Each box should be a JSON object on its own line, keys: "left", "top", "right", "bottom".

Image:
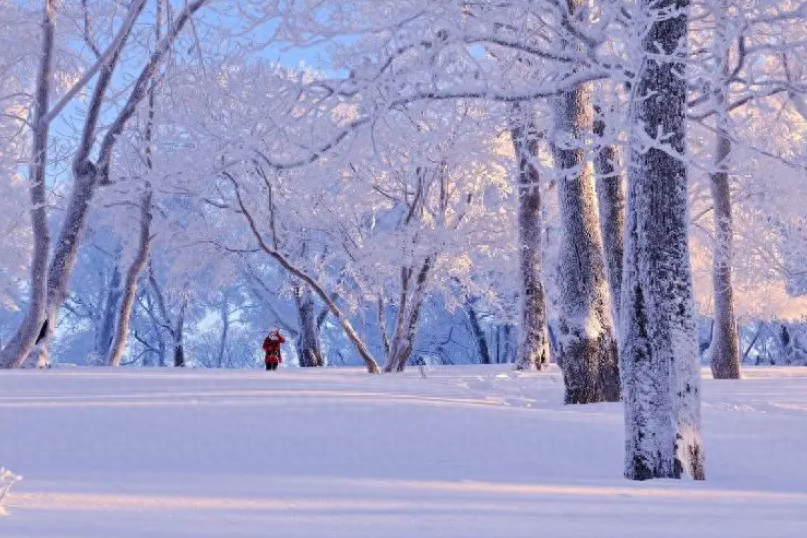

{"left": 262, "top": 329, "right": 286, "bottom": 371}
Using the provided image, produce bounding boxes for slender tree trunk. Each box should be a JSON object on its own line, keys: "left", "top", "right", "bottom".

{"left": 592, "top": 113, "right": 625, "bottom": 322}
{"left": 295, "top": 285, "right": 325, "bottom": 367}
{"left": 509, "top": 103, "right": 549, "bottom": 371}
{"left": 0, "top": 0, "right": 56, "bottom": 369}
{"left": 385, "top": 258, "right": 432, "bottom": 372}
{"left": 377, "top": 296, "right": 391, "bottom": 357}
{"left": 503, "top": 324, "right": 515, "bottom": 364}
{"left": 621, "top": 0, "right": 705, "bottom": 480}
{"left": 95, "top": 263, "right": 122, "bottom": 359}
{"left": 708, "top": 131, "right": 740, "bottom": 379}
{"left": 708, "top": 28, "right": 741, "bottom": 380}
{"left": 145, "top": 290, "right": 167, "bottom": 368}
{"left": 466, "top": 302, "right": 492, "bottom": 365}
{"left": 107, "top": 190, "right": 153, "bottom": 367}
{"left": 216, "top": 301, "right": 229, "bottom": 368}
{"left": 173, "top": 295, "right": 186, "bottom": 367}
{"left": 551, "top": 81, "right": 620, "bottom": 404}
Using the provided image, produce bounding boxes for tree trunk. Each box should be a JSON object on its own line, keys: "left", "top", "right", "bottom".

{"left": 707, "top": 26, "right": 741, "bottom": 380}
{"left": 708, "top": 131, "right": 740, "bottom": 379}
{"left": 377, "top": 296, "right": 391, "bottom": 357}
{"left": 295, "top": 285, "right": 325, "bottom": 367}
{"left": 95, "top": 261, "right": 122, "bottom": 359}
{"left": 503, "top": 324, "right": 515, "bottom": 364}
{"left": 620, "top": 0, "right": 705, "bottom": 480}
{"left": 33, "top": 166, "right": 100, "bottom": 367}
{"left": 466, "top": 302, "right": 492, "bottom": 365}
{"left": 173, "top": 296, "right": 187, "bottom": 368}
{"left": 592, "top": 113, "right": 625, "bottom": 322}
{"left": 107, "top": 189, "right": 153, "bottom": 367}
{"left": 0, "top": 0, "right": 56, "bottom": 369}
{"left": 217, "top": 302, "right": 229, "bottom": 368}
{"left": 509, "top": 103, "right": 549, "bottom": 371}
{"left": 551, "top": 81, "right": 620, "bottom": 404}
{"left": 31, "top": 0, "right": 206, "bottom": 365}
{"left": 384, "top": 258, "right": 432, "bottom": 372}
{"left": 109, "top": 5, "right": 160, "bottom": 368}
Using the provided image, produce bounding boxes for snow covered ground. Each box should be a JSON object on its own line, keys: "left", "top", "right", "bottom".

{"left": 1, "top": 365, "right": 806, "bottom": 537}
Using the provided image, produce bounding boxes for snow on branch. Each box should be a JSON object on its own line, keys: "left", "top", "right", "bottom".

{"left": 0, "top": 468, "right": 22, "bottom": 516}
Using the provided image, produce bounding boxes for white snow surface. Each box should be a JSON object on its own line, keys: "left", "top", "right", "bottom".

{"left": 1, "top": 364, "right": 806, "bottom": 537}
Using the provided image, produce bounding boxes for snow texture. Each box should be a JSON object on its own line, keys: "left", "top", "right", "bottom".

{"left": 1, "top": 365, "right": 806, "bottom": 536}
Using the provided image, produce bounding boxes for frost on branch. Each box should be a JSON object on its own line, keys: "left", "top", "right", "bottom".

{"left": 0, "top": 468, "right": 22, "bottom": 516}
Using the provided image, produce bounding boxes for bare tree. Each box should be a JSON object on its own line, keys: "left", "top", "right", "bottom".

{"left": 0, "top": 0, "right": 57, "bottom": 369}
{"left": 36, "top": 0, "right": 209, "bottom": 366}
{"left": 107, "top": 0, "right": 162, "bottom": 367}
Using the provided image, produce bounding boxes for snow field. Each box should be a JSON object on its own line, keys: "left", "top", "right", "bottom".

{"left": 1, "top": 365, "right": 806, "bottom": 537}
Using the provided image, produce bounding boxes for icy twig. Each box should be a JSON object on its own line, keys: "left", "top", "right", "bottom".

{"left": 0, "top": 468, "right": 22, "bottom": 516}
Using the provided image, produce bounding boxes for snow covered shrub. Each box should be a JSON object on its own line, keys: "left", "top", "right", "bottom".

{"left": 0, "top": 468, "right": 22, "bottom": 515}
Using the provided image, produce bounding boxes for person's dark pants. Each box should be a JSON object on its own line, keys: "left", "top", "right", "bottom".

{"left": 265, "top": 362, "right": 279, "bottom": 371}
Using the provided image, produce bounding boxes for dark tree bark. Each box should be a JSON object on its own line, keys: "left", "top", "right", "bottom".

{"left": 295, "top": 285, "right": 325, "bottom": 367}
{"left": 509, "top": 103, "right": 549, "bottom": 371}
{"left": 466, "top": 302, "right": 492, "bottom": 365}
{"left": 173, "top": 296, "right": 187, "bottom": 368}
{"left": 707, "top": 38, "right": 741, "bottom": 380}
{"left": 620, "top": 0, "right": 706, "bottom": 481}
{"left": 95, "top": 263, "right": 122, "bottom": 360}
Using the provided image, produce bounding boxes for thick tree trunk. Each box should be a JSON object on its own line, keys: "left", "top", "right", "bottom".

{"left": 551, "top": 82, "right": 620, "bottom": 404}
{"left": 509, "top": 103, "right": 549, "bottom": 371}
{"left": 620, "top": 0, "right": 706, "bottom": 481}
{"left": 0, "top": 0, "right": 56, "bottom": 369}
{"left": 592, "top": 114, "right": 625, "bottom": 322}
{"left": 295, "top": 285, "right": 325, "bottom": 367}
{"left": 107, "top": 190, "right": 152, "bottom": 367}
{"left": 466, "top": 302, "right": 492, "bottom": 365}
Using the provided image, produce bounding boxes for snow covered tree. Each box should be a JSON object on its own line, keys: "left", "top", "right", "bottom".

{"left": 620, "top": 0, "right": 706, "bottom": 480}
{"left": 551, "top": 79, "right": 620, "bottom": 403}
{"left": 509, "top": 104, "right": 549, "bottom": 371}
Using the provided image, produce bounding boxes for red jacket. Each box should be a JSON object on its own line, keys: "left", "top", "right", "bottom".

{"left": 263, "top": 333, "right": 286, "bottom": 363}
